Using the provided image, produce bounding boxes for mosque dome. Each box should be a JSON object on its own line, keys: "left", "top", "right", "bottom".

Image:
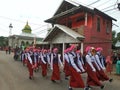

{"left": 22, "top": 21, "right": 32, "bottom": 33}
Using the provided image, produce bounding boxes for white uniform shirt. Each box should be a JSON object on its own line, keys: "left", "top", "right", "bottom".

{"left": 77, "top": 53, "right": 85, "bottom": 72}
{"left": 85, "top": 54, "right": 96, "bottom": 71}
{"left": 91, "top": 55, "right": 101, "bottom": 71}
{"left": 64, "top": 53, "right": 69, "bottom": 63}
{"left": 50, "top": 53, "right": 63, "bottom": 70}
{"left": 95, "top": 54, "right": 105, "bottom": 70}
{"left": 97, "top": 52, "right": 106, "bottom": 69}
{"left": 27, "top": 53, "right": 32, "bottom": 64}
{"left": 68, "top": 53, "right": 81, "bottom": 72}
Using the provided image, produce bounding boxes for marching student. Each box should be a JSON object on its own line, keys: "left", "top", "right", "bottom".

{"left": 85, "top": 46, "right": 104, "bottom": 90}
{"left": 35, "top": 49, "right": 40, "bottom": 71}
{"left": 21, "top": 50, "right": 27, "bottom": 66}
{"left": 40, "top": 49, "right": 50, "bottom": 77}
{"left": 50, "top": 48, "right": 63, "bottom": 82}
{"left": 47, "top": 49, "right": 52, "bottom": 68}
{"left": 95, "top": 47, "right": 113, "bottom": 82}
{"left": 63, "top": 48, "right": 70, "bottom": 80}
{"left": 36, "top": 49, "right": 41, "bottom": 70}
{"left": 26, "top": 49, "right": 34, "bottom": 80}
{"left": 76, "top": 50, "right": 86, "bottom": 73}
{"left": 67, "top": 45, "right": 85, "bottom": 90}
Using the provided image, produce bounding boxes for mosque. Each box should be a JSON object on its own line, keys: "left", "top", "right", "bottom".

{"left": 8, "top": 22, "right": 43, "bottom": 50}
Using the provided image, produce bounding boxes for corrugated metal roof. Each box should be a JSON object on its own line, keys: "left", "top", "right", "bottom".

{"left": 45, "top": 0, "right": 116, "bottom": 23}
{"left": 43, "top": 24, "right": 85, "bottom": 42}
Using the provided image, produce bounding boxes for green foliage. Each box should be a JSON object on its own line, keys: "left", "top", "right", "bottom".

{"left": 0, "top": 36, "right": 8, "bottom": 47}
{"left": 117, "top": 32, "right": 120, "bottom": 41}
{"left": 112, "top": 31, "right": 117, "bottom": 45}
{"left": 112, "top": 30, "right": 120, "bottom": 49}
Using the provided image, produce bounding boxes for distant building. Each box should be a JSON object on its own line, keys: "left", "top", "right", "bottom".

{"left": 8, "top": 22, "right": 43, "bottom": 49}
{"left": 44, "top": 0, "right": 116, "bottom": 56}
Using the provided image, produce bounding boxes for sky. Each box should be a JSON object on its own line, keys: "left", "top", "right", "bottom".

{"left": 0, "top": 0, "right": 120, "bottom": 37}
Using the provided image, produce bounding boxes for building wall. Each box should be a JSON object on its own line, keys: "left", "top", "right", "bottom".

{"left": 54, "top": 12, "right": 113, "bottom": 56}
{"left": 83, "top": 14, "right": 112, "bottom": 56}
{"left": 9, "top": 37, "right": 34, "bottom": 48}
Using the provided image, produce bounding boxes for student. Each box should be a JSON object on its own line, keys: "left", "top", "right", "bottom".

{"left": 85, "top": 47, "right": 104, "bottom": 90}
{"left": 50, "top": 48, "right": 63, "bottom": 82}
{"left": 67, "top": 45, "right": 85, "bottom": 90}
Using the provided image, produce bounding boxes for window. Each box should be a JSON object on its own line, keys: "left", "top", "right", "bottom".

{"left": 106, "top": 21, "right": 110, "bottom": 33}
{"left": 97, "top": 17, "right": 100, "bottom": 32}
{"left": 67, "top": 20, "right": 72, "bottom": 28}
{"left": 76, "top": 17, "right": 85, "bottom": 22}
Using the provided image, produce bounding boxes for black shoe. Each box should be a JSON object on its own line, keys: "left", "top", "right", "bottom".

{"left": 84, "top": 87, "right": 88, "bottom": 90}
{"left": 51, "top": 80, "right": 56, "bottom": 83}
{"left": 29, "top": 76, "right": 32, "bottom": 80}
{"left": 109, "top": 78, "right": 113, "bottom": 82}
{"left": 34, "top": 69, "right": 37, "bottom": 72}
{"left": 65, "top": 77, "right": 69, "bottom": 80}
{"left": 101, "top": 85, "right": 104, "bottom": 89}
{"left": 84, "top": 86, "right": 91, "bottom": 90}
{"left": 68, "top": 88, "right": 73, "bottom": 90}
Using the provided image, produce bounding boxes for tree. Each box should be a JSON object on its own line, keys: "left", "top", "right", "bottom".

{"left": 112, "top": 30, "right": 117, "bottom": 49}
{"left": 117, "top": 32, "right": 120, "bottom": 41}
{"left": 0, "top": 36, "right": 8, "bottom": 49}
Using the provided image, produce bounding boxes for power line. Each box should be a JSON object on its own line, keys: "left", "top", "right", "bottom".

{"left": 96, "top": 0, "right": 112, "bottom": 8}
{"left": 0, "top": 16, "right": 40, "bottom": 26}
{"left": 107, "top": 9, "right": 120, "bottom": 16}
{"left": 101, "top": 4, "right": 116, "bottom": 11}
{"left": 103, "top": 8, "right": 118, "bottom": 12}
{"left": 33, "top": 24, "right": 50, "bottom": 31}
{"left": 33, "top": 28, "right": 49, "bottom": 34}
{"left": 87, "top": 0, "right": 101, "bottom": 6}
{"left": 113, "top": 23, "right": 119, "bottom": 27}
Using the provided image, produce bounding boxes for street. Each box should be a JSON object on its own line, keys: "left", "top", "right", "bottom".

{"left": 0, "top": 51, "right": 120, "bottom": 90}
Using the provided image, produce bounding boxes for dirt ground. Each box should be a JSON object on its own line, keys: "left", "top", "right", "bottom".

{"left": 0, "top": 51, "right": 120, "bottom": 90}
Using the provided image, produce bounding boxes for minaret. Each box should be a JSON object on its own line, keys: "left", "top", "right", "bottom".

{"left": 9, "top": 23, "right": 13, "bottom": 36}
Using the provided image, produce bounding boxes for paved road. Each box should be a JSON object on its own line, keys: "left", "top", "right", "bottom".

{"left": 0, "top": 51, "right": 120, "bottom": 90}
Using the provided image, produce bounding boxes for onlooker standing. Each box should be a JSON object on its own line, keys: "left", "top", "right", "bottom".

{"left": 8, "top": 46, "right": 11, "bottom": 54}
{"left": 5, "top": 46, "right": 8, "bottom": 54}
{"left": 106, "top": 55, "right": 113, "bottom": 74}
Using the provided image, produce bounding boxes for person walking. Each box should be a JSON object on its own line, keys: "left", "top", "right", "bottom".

{"left": 50, "top": 48, "right": 63, "bottom": 82}
{"left": 85, "top": 46, "right": 104, "bottom": 90}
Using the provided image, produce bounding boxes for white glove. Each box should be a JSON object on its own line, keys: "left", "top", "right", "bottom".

{"left": 82, "top": 69, "right": 85, "bottom": 72}
{"left": 77, "top": 69, "right": 81, "bottom": 73}
{"left": 92, "top": 68, "right": 96, "bottom": 72}
{"left": 61, "top": 64, "right": 63, "bottom": 68}
{"left": 51, "top": 68, "right": 53, "bottom": 71}
{"left": 102, "top": 67, "right": 106, "bottom": 70}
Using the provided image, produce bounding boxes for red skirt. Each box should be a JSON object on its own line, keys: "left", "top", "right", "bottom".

{"left": 69, "top": 66, "right": 85, "bottom": 88}
{"left": 106, "top": 63, "right": 113, "bottom": 72}
{"left": 63, "top": 60, "right": 70, "bottom": 77}
{"left": 27, "top": 61, "right": 33, "bottom": 77}
{"left": 41, "top": 63, "right": 47, "bottom": 76}
{"left": 86, "top": 63, "right": 102, "bottom": 86}
{"left": 51, "top": 63, "right": 60, "bottom": 80}
{"left": 92, "top": 62, "right": 109, "bottom": 81}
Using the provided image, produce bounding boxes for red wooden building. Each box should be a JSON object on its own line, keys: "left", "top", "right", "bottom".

{"left": 44, "top": 0, "right": 116, "bottom": 56}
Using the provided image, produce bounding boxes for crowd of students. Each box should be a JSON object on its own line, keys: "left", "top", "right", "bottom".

{"left": 18, "top": 44, "right": 113, "bottom": 90}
